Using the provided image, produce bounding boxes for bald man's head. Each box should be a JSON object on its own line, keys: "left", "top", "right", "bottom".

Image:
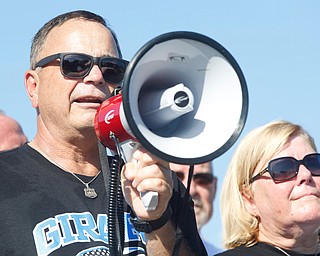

{"left": 0, "top": 114, "right": 28, "bottom": 151}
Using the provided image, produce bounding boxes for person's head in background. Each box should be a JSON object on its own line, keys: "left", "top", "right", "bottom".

{"left": 170, "top": 161, "right": 217, "bottom": 231}
{"left": 0, "top": 110, "right": 28, "bottom": 151}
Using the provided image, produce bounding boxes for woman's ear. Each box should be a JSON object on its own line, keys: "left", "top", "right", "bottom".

{"left": 25, "top": 70, "right": 40, "bottom": 108}
{"left": 241, "top": 186, "right": 259, "bottom": 217}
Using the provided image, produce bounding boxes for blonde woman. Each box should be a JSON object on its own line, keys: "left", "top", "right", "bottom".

{"left": 216, "top": 120, "right": 320, "bottom": 256}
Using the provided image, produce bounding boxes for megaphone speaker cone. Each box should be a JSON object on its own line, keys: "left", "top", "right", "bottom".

{"left": 121, "top": 31, "right": 248, "bottom": 164}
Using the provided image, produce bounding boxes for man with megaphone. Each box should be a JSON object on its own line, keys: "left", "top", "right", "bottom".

{"left": 0, "top": 10, "right": 207, "bottom": 256}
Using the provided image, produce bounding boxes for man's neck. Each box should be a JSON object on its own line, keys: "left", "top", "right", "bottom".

{"left": 29, "top": 136, "right": 101, "bottom": 176}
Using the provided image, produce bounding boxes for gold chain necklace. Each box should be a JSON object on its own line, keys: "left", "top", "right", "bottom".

{"left": 67, "top": 170, "right": 101, "bottom": 199}
{"left": 29, "top": 142, "right": 101, "bottom": 198}
{"left": 53, "top": 160, "right": 101, "bottom": 199}
{"left": 44, "top": 154, "right": 101, "bottom": 199}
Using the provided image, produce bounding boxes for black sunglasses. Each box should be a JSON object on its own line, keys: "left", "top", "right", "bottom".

{"left": 250, "top": 153, "right": 320, "bottom": 183}
{"left": 176, "top": 172, "right": 215, "bottom": 186}
{"left": 35, "top": 53, "right": 129, "bottom": 84}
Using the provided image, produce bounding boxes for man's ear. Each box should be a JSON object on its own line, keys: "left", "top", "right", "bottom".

{"left": 241, "top": 186, "right": 259, "bottom": 217}
{"left": 25, "top": 70, "right": 40, "bottom": 108}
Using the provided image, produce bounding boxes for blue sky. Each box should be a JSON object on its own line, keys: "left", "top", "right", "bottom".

{"left": 1, "top": 1, "right": 319, "bottom": 250}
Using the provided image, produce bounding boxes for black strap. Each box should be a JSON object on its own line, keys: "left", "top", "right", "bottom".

{"left": 98, "top": 141, "right": 110, "bottom": 203}
{"left": 130, "top": 205, "right": 172, "bottom": 233}
{"left": 98, "top": 142, "right": 124, "bottom": 255}
{"left": 170, "top": 171, "right": 207, "bottom": 256}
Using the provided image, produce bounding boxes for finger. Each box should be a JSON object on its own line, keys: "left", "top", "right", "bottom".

{"left": 136, "top": 178, "right": 173, "bottom": 197}
{"left": 121, "top": 162, "right": 137, "bottom": 182}
{"left": 133, "top": 150, "right": 170, "bottom": 170}
{"left": 132, "top": 164, "right": 173, "bottom": 188}
{"left": 134, "top": 178, "right": 173, "bottom": 220}
{"left": 121, "top": 165, "right": 139, "bottom": 207}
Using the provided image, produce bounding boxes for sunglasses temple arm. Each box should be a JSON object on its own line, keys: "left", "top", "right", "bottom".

{"left": 250, "top": 168, "right": 268, "bottom": 183}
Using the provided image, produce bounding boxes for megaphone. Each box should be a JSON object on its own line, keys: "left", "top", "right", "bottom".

{"left": 95, "top": 31, "right": 248, "bottom": 209}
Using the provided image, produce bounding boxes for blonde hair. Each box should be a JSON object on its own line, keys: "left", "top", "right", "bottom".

{"left": 220, "top": 120, "right": 316, "bottom": 249}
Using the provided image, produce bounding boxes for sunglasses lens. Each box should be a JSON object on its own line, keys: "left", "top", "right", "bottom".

{"left": 100, "top": 58, "right": 128, "bottom": 84}
{"left": 62, "top": 54, "right": 92, "bottom": 78}
{"left": 269, "top": 158, "right": 297, "bottom": 181}
{"left": 175, "top": 172, "right": 185, "bottom": 181}
{"left": 305, "top": 154, "right": 320, "bottom": 175}
{"left": 193, "top": 173, "right": 214, "bottom": 185}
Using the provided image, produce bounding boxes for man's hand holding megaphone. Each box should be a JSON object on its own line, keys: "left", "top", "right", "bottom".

{"left": 121, "top": 147, "right": 173, "bottom": 221}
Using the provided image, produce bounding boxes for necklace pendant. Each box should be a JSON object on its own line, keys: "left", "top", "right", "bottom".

{"left": 84, "top": 187, "right": 98, "bottom": 199}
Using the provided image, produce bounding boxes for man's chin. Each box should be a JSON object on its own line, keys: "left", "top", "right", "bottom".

{"left": 195, "top": 211, "right": 209, "bottom": 229}
{"left": 194, "top": 206, "right": 201, "bottom": 214}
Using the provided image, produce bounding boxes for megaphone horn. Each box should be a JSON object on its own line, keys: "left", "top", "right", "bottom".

{"left": 95, "top": 31, "right": 249, "bottom": 210}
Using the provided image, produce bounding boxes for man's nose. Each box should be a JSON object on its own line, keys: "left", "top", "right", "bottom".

{"left": 83, "top": 65, "right": 105, "bottom": 86}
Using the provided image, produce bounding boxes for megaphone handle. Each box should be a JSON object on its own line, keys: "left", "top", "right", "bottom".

{"left": 140, "top": 191, "right": 159, "bottom": 211}
{"left": 118, "top": 139, "right": 159, "bottom": 211}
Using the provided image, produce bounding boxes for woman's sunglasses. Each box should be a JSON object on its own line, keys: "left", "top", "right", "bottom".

{"left": 250, "top": 153, "right": 320, "bottom": 183}
{"left": 35, "top": 52, "right": 129, "bottom": 84}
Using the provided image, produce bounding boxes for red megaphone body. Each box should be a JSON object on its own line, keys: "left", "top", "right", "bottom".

{"left": 94, "top": 92, "right": 137, "bottom": 153}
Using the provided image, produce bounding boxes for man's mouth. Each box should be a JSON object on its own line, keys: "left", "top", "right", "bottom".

{"left": 74, "top": 96, "right": 104, "bottom": 104}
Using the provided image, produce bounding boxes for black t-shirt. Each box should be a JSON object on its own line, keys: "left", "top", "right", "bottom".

{"left": 215, "top": 242, "right": 320, "bottom": 256}
{"left": 0, "top": 144, "right": 206, "bottom": 256}
{"left": 0, "top": 144, "right": 146, "bottom": 255}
